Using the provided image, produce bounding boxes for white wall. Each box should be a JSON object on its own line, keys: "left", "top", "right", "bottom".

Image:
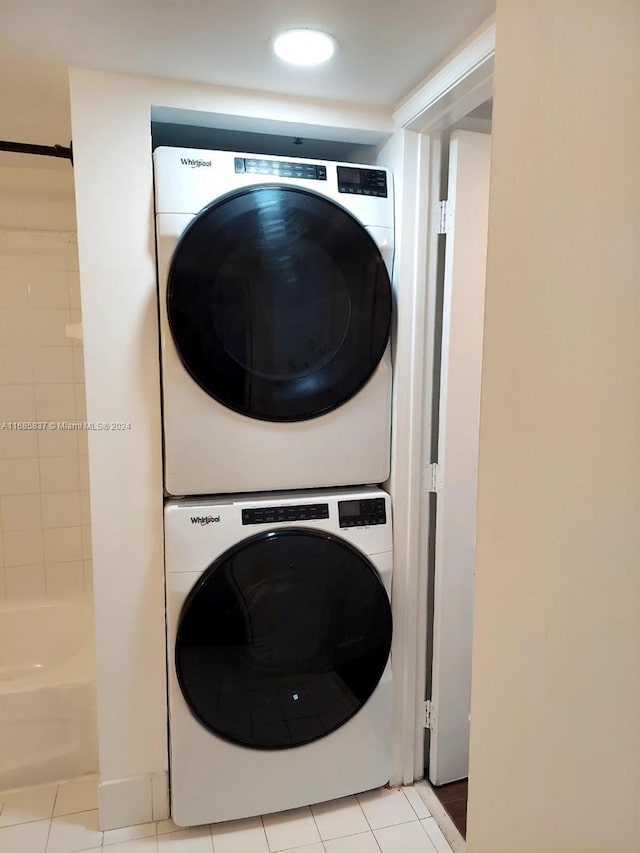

{"left": 0, "top": 54, "right": 71, "bottom": 151}
{"left": 68, "top": 68, "right": 394, "bottom": 829}
{"left": 467, "top": 3, "right": 640, "bottom": 852}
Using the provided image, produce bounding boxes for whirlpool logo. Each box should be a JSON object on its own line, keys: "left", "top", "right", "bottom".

{"left": 190, "top": 515, "right": 220, "bottom": 525}
{"left": 180, "top": 157, "right": 212, "bottom": 169}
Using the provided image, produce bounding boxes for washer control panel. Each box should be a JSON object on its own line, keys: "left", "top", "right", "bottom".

{"left": 234, "top": 157, "right": 327, "bottom": 181}
{"left": 338, "top": 498, "right": 387, "bottom": 528}
{"left": 337, "top": 166, "right": 388, "bottom": 198}
{"left": 242, "top": 503, "right": 330, "bottom": 525}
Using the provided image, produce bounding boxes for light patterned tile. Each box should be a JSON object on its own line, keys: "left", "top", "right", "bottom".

{"left": 29, "top": 308, "right": 71, "bottom": 347}
{"left": 401, "top": 788, "right": 431, "bottom": 820}
{"left": 420, "top": 819, "right": 453, "bottom": 853}
{"left": 311, "top": 795, "right": 370, "bottom": 840}
{"left": 53, "top": 777, "right": 98, "bottom": 816}
{"left": 0, "top": 277, "right": 29, "bottom": 308}
{"left": 375, "top": 821, "right": 437, "bottom": 853}
{"left": 0, "top": 429, "right": 39, "bottom": 461}
{"left": 0, "top": 458, "right": 40, "bottom": 495}
{"left": 74, "top": 384, "right": 87, "bottom": 420}
{"left": 262, "top": 806, "right": 321, "bottom": 851}
{"left": 41, "top": 492, "right": 82, "bottom": 528}
{"left": 357, "top": 788, "right": 417, "bottom": 830}
{"left": 2, "top": 384, "right": 36, "bottom": 420}
{"left": 0, "top": 818, "right": 50, "bottom": 853}
{"left": 83, "top": 559, "right": 93, "bottom": 593}
{"left": 0, "top": 346, "right": 33, "bottom": 384}
{"left": 276, "top": 845, "right": 324, "bottom": 853}
{"left": 29, "top": 270, "right": 71, "bottom": 309}
{"left": 0, "top": 783, "right": 56, "bottom": 827}
{"left": 43, "top": 526, "right": 83, "bottom": 563}
{"left": 39, "top": 456, "right": 80, "bottom": 493}
{"left": 35, "top": 383, "right": 76, "bottom": 421}
{"left": 0, "top": 307, "right": 31, "bottom": 346}
{"left": 47, "top": 808, "right": 102, "bottom": 853}
{"left": 102, "top": 837, "right": 158, "bottom": 853}
{"left": 103, "top": 821, "right": 157, "bottom": 845}
{"left": 0, "top": 494, "right": 42, "bottom": 531}
{"left": 3, "top": 528, "right": 44, "bottom": 566}
{"left": 37, "top": 428, "right": 78, "bottom": 458}
{"left": 210, "top": 815, "right": 268, "bottom": 853}
{"left": 78, "top": 456, "right": 90, "bottom": 491}
{"left": 72, "top": 347, "right": 84, "bottom": 382}
{"left": 32, "top": 347, "right": 74, "bottom": 383}
{"left": 324, "top": 831, "right": 381, "bottom": 853}
{"left": 157, "top": 825, "right": 212, "bottom": 851}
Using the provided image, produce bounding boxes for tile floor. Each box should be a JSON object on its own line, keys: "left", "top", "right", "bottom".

{"left": 0, "top": 777, "right": 454, "bottom": 853}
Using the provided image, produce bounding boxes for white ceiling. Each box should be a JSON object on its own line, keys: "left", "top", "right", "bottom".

{"left": 0, "top": 0, "right": 494, "bottom": 109}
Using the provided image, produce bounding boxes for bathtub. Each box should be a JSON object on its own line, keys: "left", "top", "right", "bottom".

{"left": 0, "top": 599, "right": 98, "bottom": 790}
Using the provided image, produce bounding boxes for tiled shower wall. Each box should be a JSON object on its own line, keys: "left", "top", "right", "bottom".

{"left": 0, "top": 164, "right": 92, "bottom": 601}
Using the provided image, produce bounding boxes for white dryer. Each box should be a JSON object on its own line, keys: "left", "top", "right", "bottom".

{"left": 154, "top": 147, "right": 394, "bottom": 496}
{"left": 165, "top": 487, "right": 393, "bottom": 826}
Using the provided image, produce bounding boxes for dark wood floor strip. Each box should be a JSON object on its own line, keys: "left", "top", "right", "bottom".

{"left": 431, "top": 778, "right": 468, "bottom": 838}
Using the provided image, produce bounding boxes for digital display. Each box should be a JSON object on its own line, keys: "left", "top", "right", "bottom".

{"left": 337, "top": 166, "right": 387, "bottom": 197}
{"left": 339, "top": 168, "right": 361, "bottom": 184}
{"left": 338, "top": 497, "right": 386, "bottom": 528}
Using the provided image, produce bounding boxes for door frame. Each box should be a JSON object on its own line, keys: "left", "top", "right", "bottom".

{"left": 388, "top": 16, "right": 495, "bottom": 786}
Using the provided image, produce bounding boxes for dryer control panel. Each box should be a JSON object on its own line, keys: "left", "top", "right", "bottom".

{"left": 234, "top": 157, "right": 327, "bottom": 181}
{"left": 242, "top": 503, "right": 330, "bottom": 525}
{"left": 338, "top": 498, "right": 387, "bottom": 528}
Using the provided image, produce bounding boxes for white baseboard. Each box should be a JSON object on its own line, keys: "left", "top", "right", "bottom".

{"left": 98, "top": 770, "right": 169, "bottom": 831}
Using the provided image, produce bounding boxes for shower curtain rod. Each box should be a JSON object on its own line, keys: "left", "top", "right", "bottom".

{"left": 0, "top": 140, "right": 73, "bottom": 163}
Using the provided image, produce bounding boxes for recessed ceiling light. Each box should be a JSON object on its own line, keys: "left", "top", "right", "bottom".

{"left": 273, "top": 29, "right": 338, "bottom": 66}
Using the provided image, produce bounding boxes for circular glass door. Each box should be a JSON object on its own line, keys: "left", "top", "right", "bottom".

{"left": 167, "top": 185, "right": 392, "bottom": 422}
{"left": 175, "top": 528, "right": 392, "bottom": 749}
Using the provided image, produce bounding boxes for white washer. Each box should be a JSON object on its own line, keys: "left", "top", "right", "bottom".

{"left": 154, "top": 147, "right": 394, "bottom": 496}
{"left": 165, "top": 487, "right": 393, "bottom": 826}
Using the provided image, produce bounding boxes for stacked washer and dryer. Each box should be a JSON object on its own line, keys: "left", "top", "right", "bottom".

{"left": 154, "top": 147, "right": 395, "bottom": 826}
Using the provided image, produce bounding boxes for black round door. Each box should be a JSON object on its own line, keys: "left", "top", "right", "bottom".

{"left": 175, "top": 528, "right": 392, "bottom": 749}
{"left": 167, "top": 185, "right": 392, "bottom": 422}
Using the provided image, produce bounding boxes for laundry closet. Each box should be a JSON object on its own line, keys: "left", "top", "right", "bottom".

{"left": 69, "top": 55, "right": 494, "bottom": 833}
{"left": 152, "top": 122, "right": 396, "bottom": 825}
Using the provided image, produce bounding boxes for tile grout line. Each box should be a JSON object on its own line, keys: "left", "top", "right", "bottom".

{"left": 306, "top": 804, "right": 326, "bottom": 853}
{"left": 354, "top": 792, "right": 383, "bottom": 853}
{"left": 400, "top": 785, "right": 425, "bottom": 822}
{"left": 400, "top": 784, "right": 440, "bottom": 844}
{"left": 44, "top": 782, "right": 58, "bottom": 853}
{"left": 259, "top": 813, "right": 271, "bottom": 852}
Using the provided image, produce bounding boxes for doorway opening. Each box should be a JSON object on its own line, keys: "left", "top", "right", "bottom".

{"left": 423, "top": 99, "right": 492, "bottom": 841}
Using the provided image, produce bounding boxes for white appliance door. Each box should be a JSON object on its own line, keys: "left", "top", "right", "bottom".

{"left": 165, "top": 185, "right": 392, "bottom": 423}
{"left": 429, "top": 130, "right": 491, "bottom": 785}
